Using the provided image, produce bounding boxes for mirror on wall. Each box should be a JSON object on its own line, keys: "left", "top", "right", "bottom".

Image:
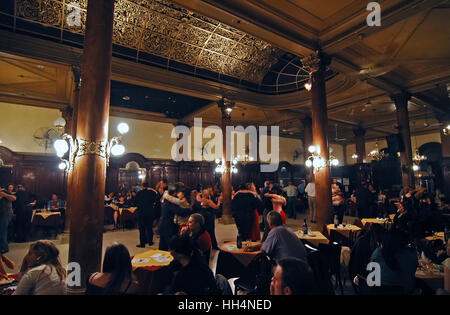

{"left": 118, "top": 161, "right": 146, "bottom": 192}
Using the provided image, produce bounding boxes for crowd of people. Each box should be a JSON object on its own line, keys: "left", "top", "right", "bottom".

{"left": 1, "top": 177, "right": 449, "bottom": 295}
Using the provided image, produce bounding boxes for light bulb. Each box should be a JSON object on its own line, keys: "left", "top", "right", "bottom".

{"left": 54, "top": 139, "right": 69, "bottom": 155}
{"left": 232, "top": 168, "right": 238, "bottom": 174}
{"left": 305, "top": 160, "right": 312, "bottom": 167}
{"left": 413, "top": 165, "right": 419, "bottom": 171}
{"left": 225, "top": 107, "right": 232, "bottom": 114}
{"left": 215, "top": 159, "right": 220, "bottom": 164}
{"left": 111, "top": 144, "right": 125, "bottom": 156}
{"left": 308, "top": 145, "right": 316, "bottom": 153}
{"left": 117, "top": 122, "right": 129, "bottom": 135}
{"left": 304, "top": 82, "right": 312, "bottom": 91}
{"left": 331, "top": 159, "right": 339, "bottom": 166}
{"left": 138, "top": 174, "right": 145, "bottom": 179}
{"left": 58, "top": 162, "right": 67, "bottom": 170}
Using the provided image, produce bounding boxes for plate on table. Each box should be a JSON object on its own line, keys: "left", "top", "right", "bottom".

{"left": 132, "top": 258, "right": 150, "bottom": 264}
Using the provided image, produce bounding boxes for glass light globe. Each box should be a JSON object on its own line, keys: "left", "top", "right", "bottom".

{"left": 305, "top": 160, "right": 313, "bottom": 167}
{"left": 312, "top": 158, "right": 320, "bottom": 168}
{"left": 58, "top": 162, "right": 67, "bottom": 170}
{"left": 413, "top": 165, "right": 419, "bottom": 171}
{"left": 331, "top": 159, "right": 339, "bottom": 166}
{"left": 308, "top": 145, "right": 316, "bottom": 153}
{"left": 54, "top": 139, "right": 69, "bottom": 154}
{"left": 215, "top": 159, "right": 220, "bottom": 164}
{"left": 232, "top": 168, "right": 238, "bottom": 174}
{"left": 304, "top": 82, "right": 312, "bottom": 91}
{"left": 138, "top": 174, "right": 145, "bottom": 179}
{"left": 53, "top": 117, "right": 66, "bottom": 128}
{"left": 111, "top": 144, "right": 125, "bottom": 156}
{"left": 117, "top": 122, "right": 129, "bottom": 135}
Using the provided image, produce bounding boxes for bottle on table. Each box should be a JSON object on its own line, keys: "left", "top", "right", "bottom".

{"left": 334, "top": 214, "right": 339, "bottom": 228}
{"left": 237, "top": 233, "right": 242, "bottom": 249}
{"left": 302, "top": 219, "right": 308, "bottom": 235}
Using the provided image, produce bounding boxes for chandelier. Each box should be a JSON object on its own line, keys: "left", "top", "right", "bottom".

{"left": 53, "top": 118, "right": 129, "bottom": 171}
{"left": 305, "top": 145, "right": 339, "bottom": 174}
{"left": 442, "top": 124, "right": 450, "bottom": 136}
{"left": 368, "top": 141, "right": 384, "bottom": 161}
{"left": 215, "top": 158, "right": 238, "bottom": 174}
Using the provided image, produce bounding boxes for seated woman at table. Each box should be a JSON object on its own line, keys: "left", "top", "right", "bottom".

{"left": 369, "top": 229, "right": 418, "bottom": 294}
{"left": 180, "top": 213, "right": 211, "bottom": 261}
{"left": 86, "top": 243, "right": 138, "bottom": 295}
{"left": 168, "top": 234, "right": 218, "bottom": 295}
{"left": 13, "top": 240, "right": 66, "bottom": 295}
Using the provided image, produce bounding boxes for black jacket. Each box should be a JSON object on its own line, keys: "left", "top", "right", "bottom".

{"left": 134, "top": 188, "right": 157, "bottom": 217}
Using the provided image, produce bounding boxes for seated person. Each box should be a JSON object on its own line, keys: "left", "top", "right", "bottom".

{"left": 270, "top": 257, "right": 317, "bottom": 295}
{"left": 105, "top": 192, "right": 116, "bottom": 205}
{"left": 245, "top": 211, "right": 307, "bottom": 263}
{"left": 86, "top": 243, "right": 138, "bottom": 295}
{"left": 47, "top": 194, "right": 65, "bottom": 210}
{"left": 369, "top": 229, "right": 418, "bottom": 294}
{"left": 168, "top": 234, "right": 218, "bottom": 295}
{"left": 13, "top": 240, "right": 66, "bottom": 295}
{"left": 180, "top": 213, "right": 211, "bottom": 258}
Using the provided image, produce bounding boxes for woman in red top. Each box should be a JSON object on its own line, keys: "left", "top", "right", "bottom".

{"left": 265, "top": 185, "right": 287, "bottom": 225}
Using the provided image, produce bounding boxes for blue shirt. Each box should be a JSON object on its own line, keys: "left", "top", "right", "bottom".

{"left": 298, "top": 184, "right": 305, "bottom": 195}
{"left": 262, "top": 226, "right": 307, "bottom": 263}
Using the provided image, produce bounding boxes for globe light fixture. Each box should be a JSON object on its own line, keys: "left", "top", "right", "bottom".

{"left": 54, "top": 139, "right": 69, "bottom": 155}
{"left": 111, "top": 144, "right": 125, "bottom": 156}
{"left": 117, "top": 122, "right": 129, "bottom": 135}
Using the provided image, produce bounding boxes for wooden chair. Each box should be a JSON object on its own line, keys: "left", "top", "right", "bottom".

{"left": 319, "top": 242, "right": 344, "bottom": 295}
{"left": 119, "top": 209, "right": 136, "bottom": 230}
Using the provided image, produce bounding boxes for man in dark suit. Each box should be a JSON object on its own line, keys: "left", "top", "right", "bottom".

{"left": 14, "top": 185, "right": 36, "bottom": 243}
{"left": 135, "top": 182, "right": 158, "bottom": 248}
{"left": 158, "top": 184, "right": 190, "bottom": 251}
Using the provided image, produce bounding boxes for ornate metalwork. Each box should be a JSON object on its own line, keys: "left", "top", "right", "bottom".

{"left": 13, "top": 0, "right": 288, "bottom": 84}
{"left": 76, "top": 138, "right": 107, "bottom": 159}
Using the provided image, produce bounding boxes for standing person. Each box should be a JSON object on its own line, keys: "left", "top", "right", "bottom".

{"left": 13, "top": 240, "right": 66, "bottom": 295}
{"left": 305, "top": 177, "right": 316, "bottom": 223}
{"left": 355, "top": 181, "right": 372, "bottom": 219}
{"left": 261, "top": 181, "right": 274, "bottom": 241}
{"left": 135, "top": 182, "right": 157, "bottom": 248}
{"left": 0, "top": 186, "right": 16, "bottom": 256}
{"left": 232, "top": 184, "right": 263, "bottom": 241}
{"left": 283, "top": 181, "right": 298, "bottom": 219}
{"left": 159, "top": 184, "right": 190, "bottom": 251}
{"left": 265, "top": 185, "right": 287, "bottom": 225}
{"left": 14, "top": 185, "right": 36, "bottom": 243}
{"left": 198, "top": 189, "right": 221, "bottom": 250}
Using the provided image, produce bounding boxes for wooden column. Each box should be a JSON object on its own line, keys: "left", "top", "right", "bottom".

{"left": 353, "top": 127, "right": 366, "bottom": 164}
{"left": 60, "top": 67, "right": 81, "bottom": 243}
{"left": 342, "top": 144, "right": 348, "bottom": 166}
{"left": 67, "top": 0, "right": 115, "bottom": 294}
{"left": 218, "top": 99, "right": 234, "bottom": 224}
{"left": 302, "top": 51, "right": 332, "bottom": 231}
{"left": 392, "top": 92, "right": 414, "bottom": 187}
{"left": 302, "top": 117, "right": 313, "bottom": 161}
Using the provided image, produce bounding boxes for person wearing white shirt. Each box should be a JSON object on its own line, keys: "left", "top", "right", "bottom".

{"left": 305, "top": 180, "right": 316, "bottom": 223}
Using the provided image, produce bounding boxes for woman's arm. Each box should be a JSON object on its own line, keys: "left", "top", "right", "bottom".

{"left": 205, "top": 199, "right": 220, "bottom": 209}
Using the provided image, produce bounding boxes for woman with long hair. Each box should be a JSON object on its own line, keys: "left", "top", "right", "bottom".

{"left": 13, "top": 240, "right": 66, "bottom": 295}
{"left": 86, "top": 243, "right": 138, "bottom": 295}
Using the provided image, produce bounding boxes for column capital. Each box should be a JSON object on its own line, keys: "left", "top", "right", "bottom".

{"left": 390, "top": 91, "right": 411, "bottom": 109}
{"left": 301, "top": 51, "right": 331, "bottom": 74}
{"left": 352, "top": 126, "right": 366, "bottom": 137}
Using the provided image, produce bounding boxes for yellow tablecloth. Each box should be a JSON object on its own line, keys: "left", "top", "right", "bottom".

{"left": 295, "top": 230, "right": 329, "bottom": 247}
{"left": 131, "top": 249, "right": 173, "bottom": 270}
{"left": 361, "top": 218, "right": 392, "bottom": 227}
{"left": 31, "top": 211, "right": 61, "bottom": 222}
{"left": 220, "top": 241, "right": 262, "bottom": 267}
{"left": 110, "top": 205, "right": 138, "bottom": 215}
{"left": 326, "top": 224, "right": 361, "bottom": 238}
{"left": 425, "top": 232, "right": 445, "bottom": 242}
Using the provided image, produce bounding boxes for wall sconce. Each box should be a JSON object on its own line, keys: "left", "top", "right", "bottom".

{"left": 442, "top": 124, "right": 450, "bottom": 136}
{"left": 351, "top": 153, "right": 358, "bottom": 159}
{"left": 54, "top": 119, "right": 129, "bottom": 171}
{"left": 305, "top": 145, "right": 339, "bottom": 173}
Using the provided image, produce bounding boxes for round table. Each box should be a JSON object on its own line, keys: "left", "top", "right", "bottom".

{"left": 326, "top": 224, "right": 361, "bottom": 238}
{"left": 131, "top": 249, "right": 174, "bottom": 294}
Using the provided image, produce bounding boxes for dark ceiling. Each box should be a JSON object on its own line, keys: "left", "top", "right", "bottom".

{"left": 110, "top": 80, "right": 211, "bottom": 119}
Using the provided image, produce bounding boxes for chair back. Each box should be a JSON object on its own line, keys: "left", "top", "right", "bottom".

{"left": 306, "top": 248, "right": 334, "bottom": 295}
